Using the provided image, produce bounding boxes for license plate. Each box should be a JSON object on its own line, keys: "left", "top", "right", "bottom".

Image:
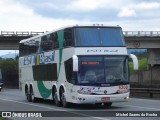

{"left": 101, "top": 97, "right": 110, "bottom": 101}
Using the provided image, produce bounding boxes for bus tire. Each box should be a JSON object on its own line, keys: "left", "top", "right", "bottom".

{"left": 54, "top": 92, "right": 61, "bottom": 107}
{"left": 26, "top": 93, "right": 30, "bottom": 102}
{"left": 61, "top": 88, "right": 70, "bottom": 108}
{"left": 30, "top": 87, "right": 38, "bottom": 102}
{"left": 52, "top": 87, "right": 56, "bottom": 104}
{"left": 104, "top": 102, "right": 112, "bottom": 107}
{"left": 25, "top": 85, "right": 30, "bottom": 102}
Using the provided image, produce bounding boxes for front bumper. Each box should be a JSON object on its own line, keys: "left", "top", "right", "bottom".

{"left": 75, "top": 92, "right": 129, "bottom": 104}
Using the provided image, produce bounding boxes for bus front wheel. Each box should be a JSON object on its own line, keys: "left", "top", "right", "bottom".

{"left": 61, "top": 89, "right": 70, "bottom": 108}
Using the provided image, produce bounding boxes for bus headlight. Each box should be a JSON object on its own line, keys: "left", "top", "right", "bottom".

{"left": 124, "top": 96, "right": 129, "bottom": 100}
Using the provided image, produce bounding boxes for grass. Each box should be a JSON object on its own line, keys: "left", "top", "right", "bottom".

{"left": 0, "top": 117, "right": 4, "bottom": 120}
{"left": 129, "top": 57, "right": 147, "bottom": 73}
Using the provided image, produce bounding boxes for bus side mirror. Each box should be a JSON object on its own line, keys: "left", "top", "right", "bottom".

{"left": 129, "top": 54, "right": 139, "bottom": 70}
{"left": 72, "top": 55, "right": 78, "bottom": 71}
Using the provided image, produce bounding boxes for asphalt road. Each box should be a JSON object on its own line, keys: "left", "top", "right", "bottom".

{"left": 0, "top": 88, "right": 160, "bottom": 120}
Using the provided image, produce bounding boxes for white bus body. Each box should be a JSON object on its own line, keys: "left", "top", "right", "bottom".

{"left": 19, "top": 25, "right": 138, "bottom": 107}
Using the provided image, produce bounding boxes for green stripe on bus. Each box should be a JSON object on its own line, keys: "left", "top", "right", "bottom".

{"left": 37, "top": 81, "right": 52, "bottom": 99}
{"left": 57, "top": 30, "right": 64, "bottom": 77}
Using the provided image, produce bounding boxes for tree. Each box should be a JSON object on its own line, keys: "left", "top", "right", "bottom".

{"left": 0, "top": 59, "right": 18, "bottom": 87}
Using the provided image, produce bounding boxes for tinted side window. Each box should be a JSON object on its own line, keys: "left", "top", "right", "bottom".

{"left": 19, "top": 37, "right": 40, "bottom": 56}
{"left": 20, "top": 41, "right": 29, "bottom": 56}
{"left": 19, "top": 43, "right": 25, "bottom": 56}
{"left": 32, "top": 63, "right": 58, "bottom": 81}
{"left": 41, "top": 33, "right": 58, "bottom": 51}
{"left": 41, "top": 34, "right": 53, "bottom": 51}
{"left": 51, "top": 33, "right": 58, "bottom": 49}
{"left": 64, "top": 28, "right": 73, "bottom": 47}
{"left": 28, "top": 39, "right": 39, "bottom": 54}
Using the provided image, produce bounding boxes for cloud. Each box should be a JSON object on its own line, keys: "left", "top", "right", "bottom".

{"left": 0, "top": 0, "right": 79, "bottom": 31}
{"left": 0, "top": 0, "right": 160, "bottom": 32}
{"left": 66, "top": 0, "right": 130, "bottom": 12}
{"left": 0, "top": 0, "right": 34, "bottom": 17}
{"left": 66, "top": 0, "right": 107, "bottom": 11}
{"left": 136, "top": 2, "right": 160, "bottom": 9}
{"left": 117, "top": 1, "right": 160, "bottom": 18}
{"left": 118, "top": 7, "right": 136, "bottom": 17}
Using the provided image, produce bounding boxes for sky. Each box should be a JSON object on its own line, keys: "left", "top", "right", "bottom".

{"left": 0, "top": 0, "right": 160, "bottom": 55}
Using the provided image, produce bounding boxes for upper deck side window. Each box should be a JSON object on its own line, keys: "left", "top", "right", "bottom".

{"left": 41, "top": 32, "right": 58, "bottom": 51}
{"left": 64, "top": 28, "right": 74, "bottom": 47}
{"left": 74, "top": 27, "right": 125, "bottom": 47}
{"left": 19, "top": 37, "right": 41, "bottom": 56}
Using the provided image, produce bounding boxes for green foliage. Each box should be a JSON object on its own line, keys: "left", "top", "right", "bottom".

{"left": 0, "top": 59, "right": 18, "bottom": 80}
{"left": 129, "top": 57, "right": 147, "bottom": 73}
{"left": 0, "top": 117, "right": 4, "bottom": 120}
{"left": 129, "top": 50, "right": 147, "bottom": 74}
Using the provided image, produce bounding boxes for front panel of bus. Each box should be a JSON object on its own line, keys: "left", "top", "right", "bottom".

{"left": 65, "top": 26, "right": 130, "bottom": 104}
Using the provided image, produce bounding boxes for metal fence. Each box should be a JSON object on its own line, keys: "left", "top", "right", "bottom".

{"left": 1, "top": 31, "right": 160, "bottom": 37}
{"left": 0, "top": 31, "right": 44, "bottom": 36}
{"left": 123, "top": 31, "right": 160, "bottom": 37}
{"left": 130, "top": 67, "right": 160, "bottom": 88}
{"left": 129, "top": 67, "right": 160, "bottom": 98}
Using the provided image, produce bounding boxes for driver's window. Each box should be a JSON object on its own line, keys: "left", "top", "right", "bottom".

{"left": 64, "top": 58, "right": 76, "bottom": 84}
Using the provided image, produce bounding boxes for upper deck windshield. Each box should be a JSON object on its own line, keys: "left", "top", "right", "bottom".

{"left": 77, "top": 56, "right": 129, "bottom": 86}
{"left": 74, "top": 27, "right": 125, "bottom": 47}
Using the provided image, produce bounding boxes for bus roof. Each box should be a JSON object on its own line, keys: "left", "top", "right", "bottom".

{"left": 19, "top": 24, "right": 122, "bottom": 43}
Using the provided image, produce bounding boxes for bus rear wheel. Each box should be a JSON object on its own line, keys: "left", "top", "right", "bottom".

{"left": 30, "top": 87, "right": 38, "bottom": 102}
{"left": 26, "top": 89, "right": 30, "bottom": 102}
{"left": 54, "top": 92, "right": 61, "bottom": 107}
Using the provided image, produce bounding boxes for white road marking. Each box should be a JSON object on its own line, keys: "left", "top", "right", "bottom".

{"left": 0, "top": 98, "right": 65, "bottom": 111}
{"left": 123, "top": 105, "right": 160, "bottom": 111}
{"left": 0, "top": 98, "right": 110, "bottom": 120}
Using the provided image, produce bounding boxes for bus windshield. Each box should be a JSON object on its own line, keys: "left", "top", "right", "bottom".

{"left": 74, "top": 27, "right": 125, "bottom": 46}
{"left": 77, "top": 56, "right": 129, "bottom": 85}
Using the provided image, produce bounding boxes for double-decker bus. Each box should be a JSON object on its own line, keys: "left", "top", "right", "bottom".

{"left": 19, "top": 25, "right": 138, "bottom": 108}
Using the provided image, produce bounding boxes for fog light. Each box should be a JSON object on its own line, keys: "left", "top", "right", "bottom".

{"left": 83, "top": 98, "right": 85, "bottom": 101}
{"left": 124, "top": 97, "right": 129, "bottom": 99}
